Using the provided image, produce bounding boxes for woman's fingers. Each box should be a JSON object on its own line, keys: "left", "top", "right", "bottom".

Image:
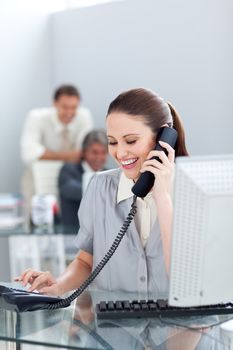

{"left": 14, "top": 269, "right": 29, "bottom": 282}
{"left": 158, "top": 141, "right": 175, "bottom": 162}
{"left": 140, "top": 165, "right": 160, "bottom": 177}
{"left": 141, "top": 158, "right": 165, "bottom": 171}
{"left": 14, "top": 268, "right": 47, "bottom": 288}
{"left": 28, "top": 271, "right": 54, "bottom": 292}
{"left": 147, "top": 149, "right": 169, "bottom": 166}
{"left": 141, "top": 157, "right": 173, "bottom": 174}
{"left": 21, "top": 270, "right": 42, "bottom": 287}
{"left": 15, "top": 268, "right": 37, "bottom": 281}
{"left": 14, "top": 269, "right": 57, "bottom": 295}
{"left": 147, "top": 141, "right": 175, "bottom": 164}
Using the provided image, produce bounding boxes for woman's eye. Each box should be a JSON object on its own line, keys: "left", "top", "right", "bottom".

{"left": 126, "top": 140, "right": 136, "bottom": 144}
{"left": 108, "top": 142, "right": 117, "bottom": 146}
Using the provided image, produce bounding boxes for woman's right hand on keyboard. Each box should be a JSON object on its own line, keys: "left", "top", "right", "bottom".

{"left": 14, "top": 269, "right": 61, "bottom": 296}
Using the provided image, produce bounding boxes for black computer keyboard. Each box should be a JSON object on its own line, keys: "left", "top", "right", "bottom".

{"left": 96, "top": 299, "right": 233, "bottom": 319}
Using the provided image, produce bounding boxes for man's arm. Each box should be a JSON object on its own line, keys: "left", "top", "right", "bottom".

{"left": 21, "top": 111, "right": 46, "bottom": 163}
{"left": 21, "top": 110, "right": 82, "bottom": 163}
{"left": 40, "top": 149, "right": 82, "bottom": 163}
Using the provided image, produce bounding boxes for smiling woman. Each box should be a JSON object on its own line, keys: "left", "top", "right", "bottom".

{"left": 16, "top": 88, "right": 188, "bottom": 297}
{"left": 107, "top": 114, "right": 155, "bottom": 180}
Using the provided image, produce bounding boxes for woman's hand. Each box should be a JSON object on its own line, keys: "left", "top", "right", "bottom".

{"left": 14, "top": 251, "right": 93, "bottom": 297}
{"left": 140, "top": 140, "right": 175, "bottom": 200}
{"left": 14, "top": 269, "right": 62, "bottom": 296}
{"left": 140, "top": 140, "right": 175, "bottom": 273}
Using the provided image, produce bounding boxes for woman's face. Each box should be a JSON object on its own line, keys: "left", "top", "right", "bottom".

{"left": 106, "top": 112, "right": 155, "bottom": 180}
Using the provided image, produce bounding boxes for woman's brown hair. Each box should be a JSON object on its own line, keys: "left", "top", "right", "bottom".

{"left": 107, "top": 88, "right": 189, "bottom": 157}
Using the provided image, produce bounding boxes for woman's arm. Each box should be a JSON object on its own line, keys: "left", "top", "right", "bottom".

{"left": 56, "top": 251, "right": 93, "bottom": 295}
{"left": 15, "top": 250, "right": 93, "bottom": 296}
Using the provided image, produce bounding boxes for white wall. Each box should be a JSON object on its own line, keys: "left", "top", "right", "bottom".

{"left": 0, "top": 1, "right": 54, "bottom": 192}
{"left": 51, "top": 0, "right": 233, "bottom": 156}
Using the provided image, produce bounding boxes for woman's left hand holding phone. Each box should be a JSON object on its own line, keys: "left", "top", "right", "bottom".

{"left": 140, "top": 140, "right": 175, "bottom": 200}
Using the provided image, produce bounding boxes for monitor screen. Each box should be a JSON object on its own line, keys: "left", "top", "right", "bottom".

{"left": 169, "top": 154, "right": 233, "bottom": 307}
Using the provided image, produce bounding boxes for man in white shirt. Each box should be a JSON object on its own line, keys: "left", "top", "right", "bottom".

{"left": 20, "top": 85, "right": 93, "bottom": 220}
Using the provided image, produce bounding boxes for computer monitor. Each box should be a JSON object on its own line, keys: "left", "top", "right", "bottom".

{"left": 169, "top": 154, "right": 233, "bottom": 307}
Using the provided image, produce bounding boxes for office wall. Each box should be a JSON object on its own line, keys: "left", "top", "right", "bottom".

{"left": 51, "top": 0, "right": 233, "bottom": 156}
{"left": 0, "top": 1, "right": 53, "bottom": 192}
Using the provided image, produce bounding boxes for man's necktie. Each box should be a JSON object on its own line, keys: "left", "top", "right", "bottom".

{"left": 60, "top": 127, "right": 72, "bottom": 151}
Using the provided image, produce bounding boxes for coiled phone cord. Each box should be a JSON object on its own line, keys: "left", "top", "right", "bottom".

{"left": 48, "top": 195, "right": 137, "bottom": 310}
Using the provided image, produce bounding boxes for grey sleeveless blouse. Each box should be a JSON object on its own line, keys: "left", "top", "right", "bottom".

{"left": 75, "top": 168, "right": 169, "bottom": 294}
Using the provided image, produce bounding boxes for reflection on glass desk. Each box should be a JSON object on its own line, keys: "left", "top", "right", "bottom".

{"left": 0, "top": 286, "right": 233, "bottom": 349}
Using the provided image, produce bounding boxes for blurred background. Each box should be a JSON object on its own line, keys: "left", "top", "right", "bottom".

{"left": 0, "top": 0, "right": 232, "bottom": 193}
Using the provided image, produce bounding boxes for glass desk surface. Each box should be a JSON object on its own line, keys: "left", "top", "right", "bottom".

{"left": 0, "top": 223, "right": 78, "bottom": 236}
{"left": 0, "top": 285, "right": 233, "bottom": 349}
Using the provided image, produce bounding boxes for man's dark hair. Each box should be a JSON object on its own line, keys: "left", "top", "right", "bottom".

{"left": 53, "top": 85, "right": 80, "bottom": 101}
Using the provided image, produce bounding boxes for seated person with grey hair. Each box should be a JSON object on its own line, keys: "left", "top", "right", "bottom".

{"left": 58, "top": 130, "right": 108, "bottom": 227}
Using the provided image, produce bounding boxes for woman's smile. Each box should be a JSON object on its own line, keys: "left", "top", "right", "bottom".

{"left": 107, "top": 112, "right": 155, "bottom": 180}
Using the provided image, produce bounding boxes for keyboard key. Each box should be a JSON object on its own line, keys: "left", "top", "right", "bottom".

{"left": 141, "top": 303, "right": 149, "bottom": 311}
{"left": 115, "top": 301, "right": 123, "bottom": 310}
{"left": 123, "top": 300, "right": 131, "bottom": 310}
{"left": 156, "top": 299, "right": 168, "bottom": 309}
{"left": 107, "top": 301, "right": 115, "bottom": 311}
{"left": 133, "top": 303, "right": 141, "bottom": 311}
{"left": 99, "top": 301, "right": 107, "bottom": 312}
{"left": 148, "top": 303, "right": 157, "bottom": 311}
